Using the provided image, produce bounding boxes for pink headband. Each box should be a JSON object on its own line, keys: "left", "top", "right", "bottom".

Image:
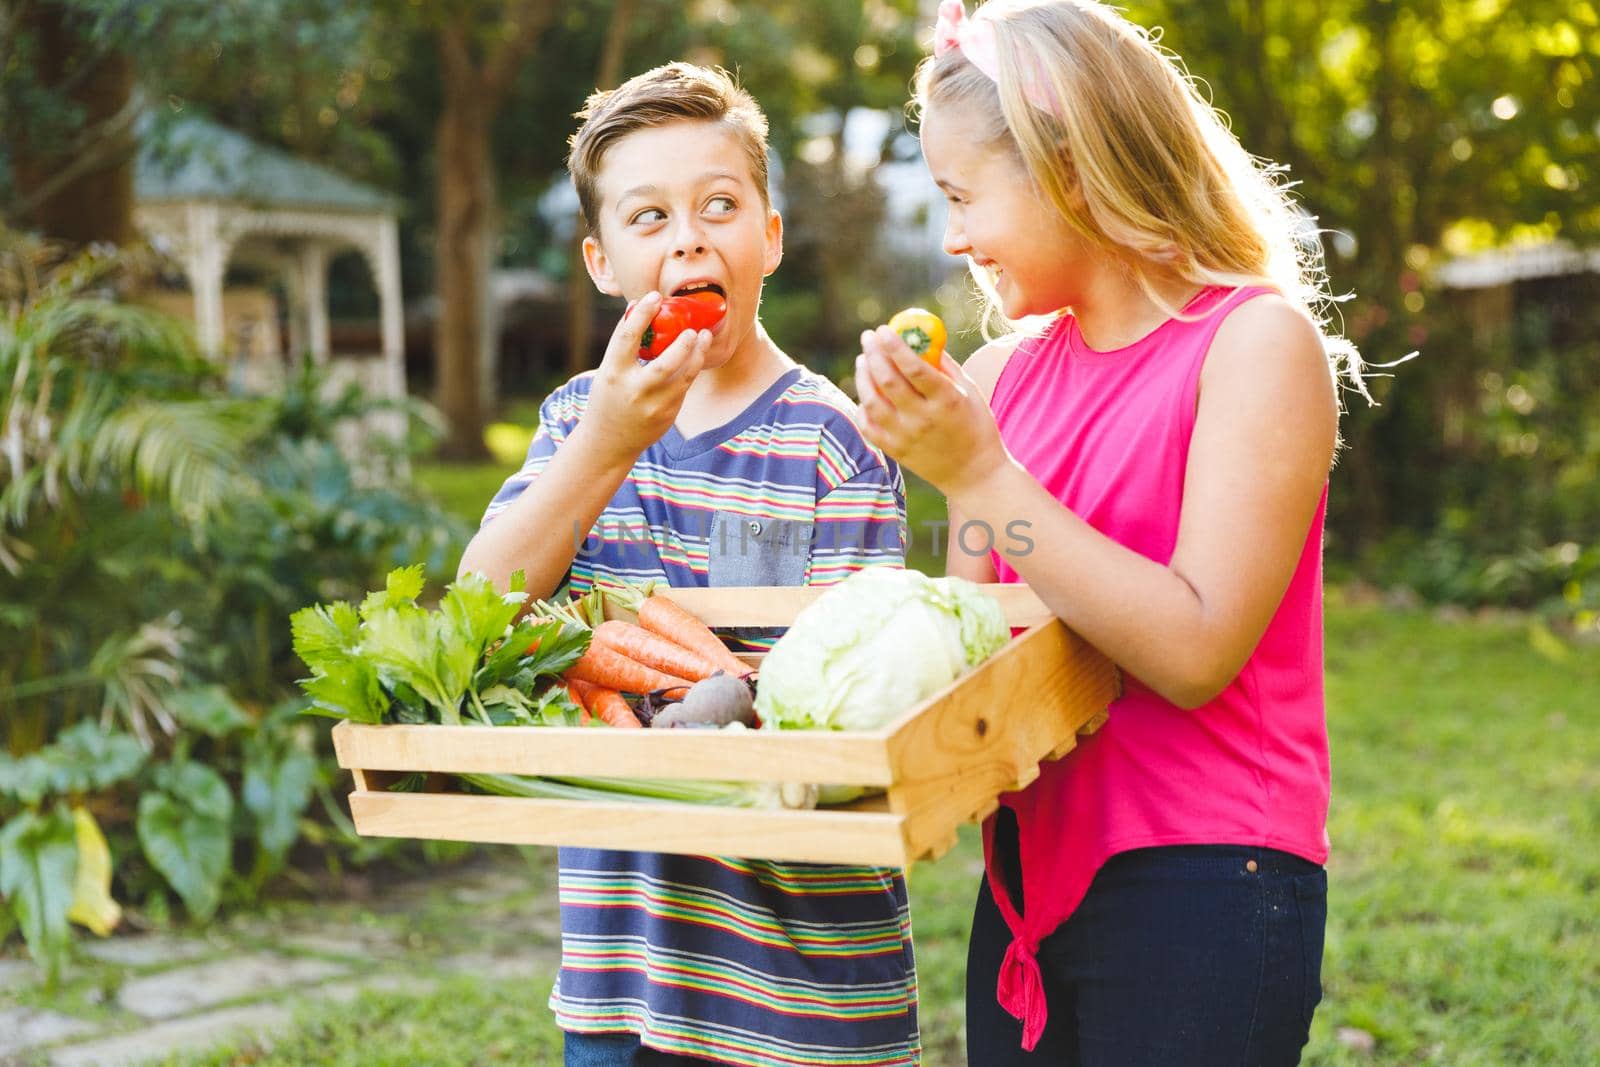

{"left": 933, "top": 0, "right": 1061, "bottom": 118}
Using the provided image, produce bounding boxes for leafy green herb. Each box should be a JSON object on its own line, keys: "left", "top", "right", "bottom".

{"left": 290, "top": 566, "right": 589, "bottom": 725}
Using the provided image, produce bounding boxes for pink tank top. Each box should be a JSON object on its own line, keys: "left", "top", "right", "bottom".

{"left": 984, "top": 286, "right": 1331, "bottom": 1049}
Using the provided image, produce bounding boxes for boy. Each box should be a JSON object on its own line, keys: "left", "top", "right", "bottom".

{"left": 458, "top": 64, "right": 918, "bottom": 1067}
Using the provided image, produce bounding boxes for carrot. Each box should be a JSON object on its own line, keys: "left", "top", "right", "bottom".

{"left": 565, "top": 681, "right": 593, "bottom": 724}
{"left": 592, "top": 621, "right": 720, "bottom": 682}
{"left": 587, "top": 686, "right": 643, "bottom": 729}
{"left": 636, "top": 594, "right": 755, "bottom": 678}
{"left": 565, "top": 643, "right": 692, "bottom": 694}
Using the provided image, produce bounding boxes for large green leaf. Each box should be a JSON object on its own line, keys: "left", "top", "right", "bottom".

{"left": 137, "top": 763, "right": 233, "bottom": 920}
{"left": 242, "top": 729, "right": 316, "bottom": 860}
{"left": 49, "top": 723, "right": 147, "bottom": 792}
{"left": 0, "top": 723, "right": 146, "bottom": 805}
{"left": 165, "top": 685, "right": 251, "bottom": 737}
{"left": 152, "top": 760, "right": 234, "bottom": 822}
{"left": 0, "top": 755, "right": 55, "bottom": 807}
{"left": 0, "top": 806, "right": 78, "bottom": 979}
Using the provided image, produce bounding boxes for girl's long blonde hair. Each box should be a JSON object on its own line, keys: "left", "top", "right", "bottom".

{"left": 916, "top": 0, "right": 1366, "bottom": 396}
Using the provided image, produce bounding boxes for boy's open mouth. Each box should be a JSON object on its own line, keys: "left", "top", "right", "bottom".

{"left": 672, "top": 281, "right": 726, "bottom": 298}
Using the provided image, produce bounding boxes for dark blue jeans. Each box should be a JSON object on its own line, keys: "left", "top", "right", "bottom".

{"left": 967, "top": 821, "right": 1327, "bottom": 1065}
{"left": 563, "top": 1030, "right": 712, "bottom": 1066}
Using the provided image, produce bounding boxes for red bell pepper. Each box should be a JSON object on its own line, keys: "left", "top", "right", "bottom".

{"left": 638, "top": 291, "right": 727, "bottom": 360}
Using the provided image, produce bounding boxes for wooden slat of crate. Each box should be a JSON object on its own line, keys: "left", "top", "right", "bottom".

{"left": 333, "top": 721, "right": 897, "bottom": 785}
{"left": 345, "top": 792, "right": 914, "bottom": 867}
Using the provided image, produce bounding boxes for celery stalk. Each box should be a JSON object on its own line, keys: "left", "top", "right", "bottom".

{"left": 457, "top": 773, "right": 817, "bottom": 810}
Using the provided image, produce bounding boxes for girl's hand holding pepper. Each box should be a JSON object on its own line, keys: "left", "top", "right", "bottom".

{"left": 854, "top": 324, "right": 1010, "bottom": 500}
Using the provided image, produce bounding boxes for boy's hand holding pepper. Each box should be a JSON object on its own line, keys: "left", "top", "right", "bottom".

{"left": 855, "top": 324, "right": 1010, "bottom": 500}
{"left": 580, "top": 292, "right": 712, "bottom": 468}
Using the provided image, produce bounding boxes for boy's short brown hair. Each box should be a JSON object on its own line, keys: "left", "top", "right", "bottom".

{"left": 567, "top": 62, "right": 771, "bottom": 236}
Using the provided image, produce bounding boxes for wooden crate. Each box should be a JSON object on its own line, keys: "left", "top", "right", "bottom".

{"left": 331, "top": 584, "right": 1119, "bottom": 867}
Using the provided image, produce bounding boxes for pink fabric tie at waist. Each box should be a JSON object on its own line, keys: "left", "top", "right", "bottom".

{"left": 998, "top": 935, "right": 1048, "bottom": 1050}
{"left": 983, "top": 814, "right": 1050, "bottom": 1050}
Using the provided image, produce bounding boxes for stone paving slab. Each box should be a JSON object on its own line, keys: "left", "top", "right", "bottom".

{"left": 81, "top": 935, "right": 214, "bottom": 968}
{"left": 0, "top": 1007, "right": 96, "bottom": 1057}
{"left": 437, "top": 951, "right": 558, "bottom": 981}
{"left": 0, "top": 959, "right": 36, "bottom": 993}
{"left": 448, "top": 871, "right": 534, "bottom": 905}
{"left": 275, "top": 927, "right": 403, "bottom": 960}
{"left": 494, "top": 906, "right": 562, "bottom": 937}
{"left": 115, "top": 954, "right": 348, "bottom": 1020}
{"left": 47, "top": 1002, "right": 293, "bottom": 1067}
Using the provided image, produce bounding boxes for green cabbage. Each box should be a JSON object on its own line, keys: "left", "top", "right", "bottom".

{"left": 755, "top": 569, "right": 1010, "bottom": 731}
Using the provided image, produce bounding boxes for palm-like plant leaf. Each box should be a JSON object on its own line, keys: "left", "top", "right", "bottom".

{"left": 91, "top": 398, "right": 264, "bottom": 519}
{"left": 89, "top": 615, "right": 189, "bottom": 747}
{"left": 0, "top": 231, "right": 260, "bottom": 539}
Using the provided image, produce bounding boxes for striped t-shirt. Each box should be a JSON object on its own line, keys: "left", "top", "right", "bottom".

{"left": 482, "top": 365, "right": 920, "bottom": 1066}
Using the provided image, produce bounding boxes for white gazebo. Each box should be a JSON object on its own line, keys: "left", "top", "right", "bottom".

{"left": 133, "top": 114, "right": 405, "bottom": 405}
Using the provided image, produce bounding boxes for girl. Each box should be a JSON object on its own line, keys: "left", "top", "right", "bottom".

{"left": 854, "top": 2, "right": 1363, "bottom": 1063}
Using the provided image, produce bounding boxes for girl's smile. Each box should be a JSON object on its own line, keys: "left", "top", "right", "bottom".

{"left": 919, "top": 101, "right": 1086, "bottom": 320}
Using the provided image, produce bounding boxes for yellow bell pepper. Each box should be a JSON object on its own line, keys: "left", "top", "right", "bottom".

{"left": 887, "top": 307, "right": 947, "bottom": 367}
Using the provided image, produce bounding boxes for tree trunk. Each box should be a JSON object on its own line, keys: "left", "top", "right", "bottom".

{"left": 430, "top": 2, "right": 556, "bottom": 459}
{"left": 565, "top": 0, "right": 636, "bottom": 377}
{"left": 813, "top": 124, "right": 850, "bottom": 360}
{"left": 10, "top": 1, "right": 136, "bottom": 246}
{"left": 434, "top": 84, "right": 495, "bottom": 461}
{"left": 563, "top": 211, "right": 598, "bottom": 378}
{"left": 1338, "top": 0, "right": 1407, "bottom": 547}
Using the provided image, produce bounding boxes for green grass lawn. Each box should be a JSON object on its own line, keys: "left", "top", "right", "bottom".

{"left": 411, "top": 417, "right": 536, "bottom": 525}
{"left": 166, "top": 977, "right": 566, "bottom": 1067}
{"left": 413, "top": 460, "right": 508, "bottom": 528}
{"left": 1308, "top": 593, "right": 1599, "bottom": 1065}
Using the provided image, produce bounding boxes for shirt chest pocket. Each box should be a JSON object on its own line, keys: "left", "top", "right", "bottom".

{"left": 707, "top": 513, "right": 813, "bottom": 645}
{"left": 706, "top": 511, "right": 813, "bottom": 589}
